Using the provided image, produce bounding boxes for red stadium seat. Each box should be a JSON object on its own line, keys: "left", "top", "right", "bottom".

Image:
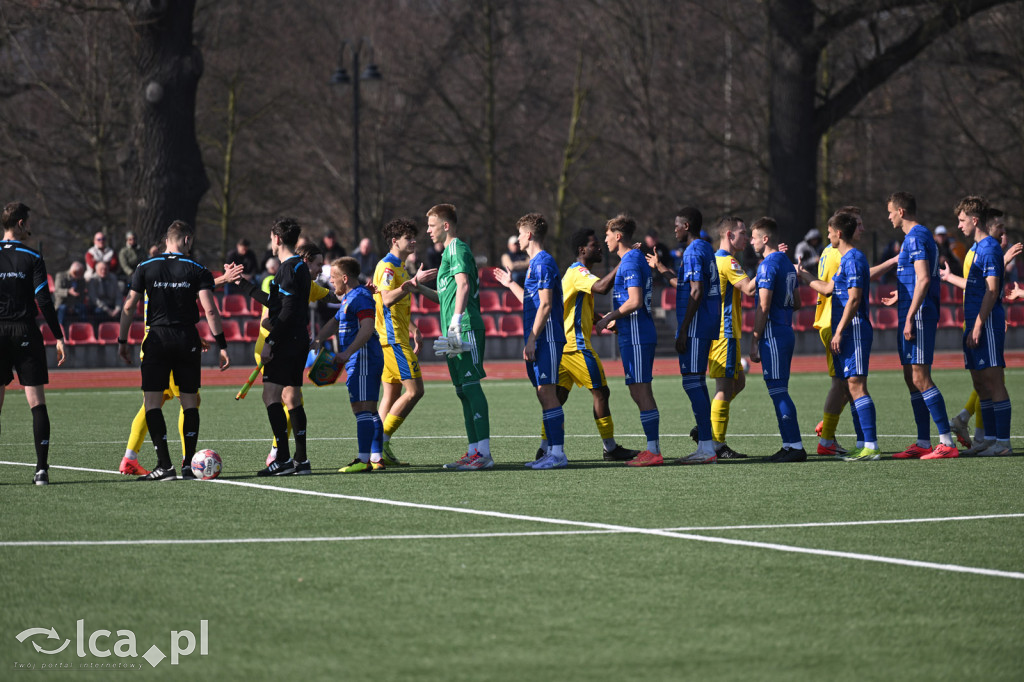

{"left": 874, "top": 307, "right": 898, "bottom": 330}
{"left": 196, "top": 321, "right": 215, "bottom": 342}
{"left": 66, "top": 322, "right": 98, "bottom": 345}
{"left": 221, "top": 294, "right": 249, "bottom": 318}
{"left": 660, "top": 288, "right": 676, "bottom": 310}
{"left": 415, "top": 316, "right": 442, "bottom": 338}
{"left": 952, "top": 287, "right": 963, "bottom": 304}
{"left": 249, "top": 296, "right": 264, "bottom": 316}
{"left": 792, "top": 308, "right": 815, "bottom": 332}
{"left": 479, "top": 267, "right": 500, "bottom": 288}
{"left": 955, "top": 306, "right": 965, "bottom": 327}
{"left": 221, "top": 320, "right": 243, "bottom": 341}
{"left": 483, "top": 315, "right": 504, "bottom": 337}
{"left": 39, "top": 324, "right": 61, "bottom": 346}
{"left": 741, "top": 293, "right": 755, "bottom": 309}
{"left": 870, "top": 284, "right": 895, "bottom": 305}
{"left": 741, "top": 310, "right": 754, "bottom": 333}
{"left": 479, "top": 290, "right": 503, "bottom": 313}
{"left": 408, "top": 294, "right": 425, "bottom": 314}
{"left": 419, "top": 296, "right": 440, "bottom": 314}
{"left": 128, "top": 321, "right": 146, "bottom": 344}
{"left": 939, "top": 284, "right": 955, "bottom": 305}
{"left": 97, "top": 321, "right": 120, "bottom": 344}
{"left": 1007, "top": 306, "right": 1024, "bottom": 328}
{"left": 243, "top": 319, "right": 262, "bottom": 342}
{"left": 499, "top": 315, "right": 524, "bottom": 338}
{"left": 799, "top": 286, "right": 818, "bottom": 308}
{"left": 938, "top": 307, "right": 959, "bottom": 329}
{"left": 502, "top": 291, "right": 523, "bottom": 313}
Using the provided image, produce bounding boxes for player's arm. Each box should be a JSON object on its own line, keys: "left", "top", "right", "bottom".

{"left": 1004, "top": 242, "right": 1022, "bottom": 267}
{"left": 266, "top": 267, "right": 310, "bottom": 346}
{"left": 797, "top": 266, "right": 834, "bottom": 296}
{"left": 596, "top": 285, "right": 642, "bottom": 332}
{"left": 524, "top": 287, "right": 553, "bottom": 362}
{"left": 938, "top": 261, "right": 967, "bottom": 290}
{"left": 830, "top": 286, "right": 861, "bottom": 354}
{"left": 312, "top": 317, "right": 339, "bottom": 351}
{"left": 752, "top": 285, "right": 772, "bottom": 346}
{"left": 902, "top": 259, "right": 930, "bottom": 340}
{"left": 589, "top": 262, "right": 620, "bottom": 296}
{"left": 968, "top": 274, "right": 1000, "bottom": 349}
{"left": 337, "top": 317, "right": 375, "bottom": 366}
{"left": 452, "top": 272, "right": 470, "bottom": 316}
{"left": 646, "top": 253, "right": 678, "bottom": 288}
{"left": 215, "top": 262, "right": 245, "bottom": 287}
{"left": 33, "top": 258, "right": 65, "bottom": 365}
{"left": 117, "top": 288, "right": 140, "bottom": 365}
{"left": 198, "top": 287, "right": 230, "bottom": 370}
{"left": 493, "top": 266, "right": 525, "bottom": 302}
{"left": 674, "top": 279, "right": 702, "bottom": 354}
{"left": 870, "top": 256, "right": 897, "bottom": 279}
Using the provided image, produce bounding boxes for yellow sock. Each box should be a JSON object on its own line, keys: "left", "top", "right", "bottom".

{"left": 178, "top": 407, "right": 186, "bottom": 460}
{"left": 127, "top": 404, "right": 148, "bottom": 453}
{"left": 821, "top": 412, "right": 841, "bottom": 441}
{"left": 711, "top": 399, "right": 729, "bottom": 443}
{"left": 384, "top": 414, "right": 405, "bottom": 437}
{"left": 975, "top": 401, "right": 984, "bottom": 429}
{"left": 595, "top": 416, "right": 614, "bottom": 440}
{"left": 541, "top": 423, "right": 547, "bottom": 440}
{"left": 965, "top": 390, "right": 978, "bottom": 416}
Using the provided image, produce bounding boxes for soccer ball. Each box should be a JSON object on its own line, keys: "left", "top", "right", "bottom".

{"left": 190, "top": 449, "right": 222, "bottom": 480}
{"left": 741, "top": 357, "right": 750, "bottom": 372}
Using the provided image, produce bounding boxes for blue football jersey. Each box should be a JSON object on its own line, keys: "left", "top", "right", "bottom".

{"left": 831, "top": 248, "right": 871, "bottom": 328}
{"left": 896, "top": 224, "right": 940, "bottom": 322}
{"left": 755, "top": 251, "right": 798, "bottom": 331}
{"left": 523, "top": 250, "right": 566, "bottom": 345}
{"left": 964, "top": 236, "right": 1004, "bottom": 327}
{"left": 336, "top": 286, "right": 383, "bottom": 365}
{"left": 612, "top": 249, "right": 657, "bottom": 346}
{"left": 676, "top": 239, "right": 721, "bottom": 339}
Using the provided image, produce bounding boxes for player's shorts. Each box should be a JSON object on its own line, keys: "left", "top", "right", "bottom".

{"left": 345, "top": 346, "right": 384, "bottom": 403}
{"left": 709, "top": 336, "right": 742, "bottom": 379}
{"left": 834, "top": 318, "right": 872, "bottom": 378}
{"left": 963, "top": 317, "right": 1005, "bottom": 371}
{"left": 0, "top": 323, "right": 48, "bottom": 387}
{"left": 677, "top": 337, "right": 712, "bottom": 376}
{"left": 141, "top": 326, "right": 202, "bottom": 393}
{"left": 819, "top": 326, "right": 836, "bottom": 378}
{"left": 447, "top": 328, "right": 487, "bottom": 388}
{"left": 382, "top": 341, "right": 421, "bottom": 383}
{"left": 262, "top": 333, "right": 308, "bottom": 387}
{"left": 758, "top": 325, "right": 794, "bottom": 382}
{"left": 558, "top": 347, "right": 608, "bottom": 391}
{"left": 526, "top": 338, "right": 562, "bottom": 388}
{"left": 619, "top": 342, "right": 655, "bottom": 385}
{"left": 898, "top": 314, "right": 937, "bottom": 366}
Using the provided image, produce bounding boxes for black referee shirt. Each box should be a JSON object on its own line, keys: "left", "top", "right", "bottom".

{"left": 0, "top": 239, "right": 63, "bottom": 339}
{"left": 130, "top": 252, "right": 214, "bottom": 327}
{"left": 266, "top": 254, "right": 311, "bottom": 343}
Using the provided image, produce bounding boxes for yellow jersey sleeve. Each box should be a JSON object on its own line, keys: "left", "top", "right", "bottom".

{"left": 373, "top": 257, "right": 412, "bottom": 346}
{"left": 562, "top": 264, "right": 598, "bottom": 352}
{"left": 813, "top": 245, "right": 841, "bottom": 330}
{"left": 716, "top": 254, "right": 748, "bottom": 338}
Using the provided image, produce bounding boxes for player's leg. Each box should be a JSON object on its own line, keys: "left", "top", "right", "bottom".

{"left": 340, "top": 398, "right": 379, "bottom": 473}
{"left": 842, "top": 374, "right": 880, "bottom": 461}
{"left": 951, "top": 390, "right": 978, "bottom": 448}
{"left": 586, "top": 346, "right": 636, "bottom": 461}
{"left": 817, "top": 326, "right": 849, "bottom": 454}
{"left": 380, "top": 345, "right": 422, "bottom": 466}
{"left": 708, "top": 338, "right": 734, "bottom": 455}
{"left": 762, "top": 329, "right": 805, "bottom": 463}
{"left": 897, "top": 363, "right": 934, "bottom": 458}
{"left": 168, "top": 346, "right": 202, "bottom": 479}
{"left": 623, "top": 343, "right": 661, "bottom": 467}
{"left": 23, "top": 385, "right": 51, "bottom": 485}
{"left": 446, "top": 330, "right": 491, "bottom": 469}
{"left": 258, "top": 381, "right": 292, "bottom": 474}
{"left": 976, "top": 366, "right": 1012, "bottom": 456}
{"left": 528, "top": 341, "right": 567, "bottom": 470}
{"left": 283, "top": 385, "right": 308, "bottom": 468}
{"left": 912, "top": 363, "right": 956, "bottom": 453}
{"left": 679, "top": 338, "right": 715, "bottom": 463}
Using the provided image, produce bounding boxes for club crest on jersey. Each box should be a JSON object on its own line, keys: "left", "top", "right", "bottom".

{"left": 578, "top": 266, "right": 591, "bottom": 276}
{"left": 730, "top": 259, "right": 742, "bottom": 273}
{"left": 382, "top": 268, "right": 394, "bottom": 287}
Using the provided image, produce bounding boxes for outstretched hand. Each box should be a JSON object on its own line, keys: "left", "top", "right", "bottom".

{"left": 493, "top": 267, "right": 512, "bottom": 289}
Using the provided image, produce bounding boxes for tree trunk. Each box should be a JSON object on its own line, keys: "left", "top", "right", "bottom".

{"left": 127, "top": 0, "right": 209, "bottom": 250}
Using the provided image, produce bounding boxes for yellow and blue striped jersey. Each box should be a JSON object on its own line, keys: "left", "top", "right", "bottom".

{"left": 814, "top": 244, "right": 841, "bottom": 330}
{"left": 715, "top": 250, "right": 748, "bottom": 339}
{"left": 562, "top": 262, "right": 599, "bottom": 352}
{"left": 373, "top": 253, "right": 412, "bottom": 346}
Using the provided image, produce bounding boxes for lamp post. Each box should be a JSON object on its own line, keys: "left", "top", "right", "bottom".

{"left": 330, "top": 38, "right": 381, "bottom": 246}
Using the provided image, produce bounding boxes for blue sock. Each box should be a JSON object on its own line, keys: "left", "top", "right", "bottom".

{"left": 682, "top": 375, "right": 712, "bottom": 442}
{"left": 980, "top": 399, "right": 995, "bottom": 438}
{"left": 639, "top": 409, "right": 660, "bottom": 453}
{"left": 355, "top": 411, "right": 375, "bottom": 461}
{"left": 909, "top": 391, "right": 930, "bottom": 441}
{"left": 921, "top": 387, "right": 950, "bottom": 435}
{"left": 850, "top": 400, "right": 864, "bottom": 443}
{"left": 993, "top": 400, "right": 1011, "bottom": 441}
{"left": 853, "top": 396, "right": 877, "bottom": 443}
{"left": 542, "top": 407, "right": 565, "bottom": 447}
{"left": 766, "top": 378, "right": 800, "bottom": 445}
{"left": 371, "top": 413, "right": 384, "bottom": 454}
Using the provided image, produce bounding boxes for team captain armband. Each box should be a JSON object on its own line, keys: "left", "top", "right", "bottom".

{"left": 356, "top": 309, "right": 374, "bottom": 321}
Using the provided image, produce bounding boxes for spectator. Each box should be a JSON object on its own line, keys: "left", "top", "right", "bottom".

{"left": 118, "top": 231, "right": 143, "bottom": 279}
{"left": 54, "top": 261, "right": 87, "bottom": 326}
{"left": 87, "top": 261, "right": 122, "bottom": 321}
{"left": 933, "top": 225, "right": 962, "bottom": 274}
{"left": 794, "top": 228, "right": 823, "bottom": 270}
{"left": 320, "top": 230, "right": 347, "bottom": 262}
{"left": 643, "top": 230, "right": 674, "bottom": 270}
{"left": 355, "top": 237, "right": 376, "bottom": 284}
{"left": 500, "top": 234, "right": 530, "bottom": 286}
{"left": 260, "top": 256, "right": 280, "bottom": 283}
{"left": 226, "top": 238, "right": 259, "bottom": 293}
{"left": 84, "top": 231, "right": 117, "bottom": 280}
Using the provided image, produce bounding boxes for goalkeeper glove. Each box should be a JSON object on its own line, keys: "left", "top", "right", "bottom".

{"left": 432, "top": 337, "right": 451, "bottom": 357}
{"left": 446, "top": 313, "right": 464, "bottom": 354}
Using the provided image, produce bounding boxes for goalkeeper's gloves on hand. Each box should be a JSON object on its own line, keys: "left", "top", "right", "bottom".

{"left": 432, "top": 337, "right": 451, "bottom": 356}
{"left": 446, "top": 313, "right": 464, "bottom": 354}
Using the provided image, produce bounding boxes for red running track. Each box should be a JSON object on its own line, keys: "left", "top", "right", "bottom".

{"left": 12, "top": 351, "right": 1023, "bottom": 391}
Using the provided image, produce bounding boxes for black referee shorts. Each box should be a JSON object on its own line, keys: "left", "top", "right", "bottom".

{"left": 0, "top": 323, "right": 49, "bottom": 387}
{"left": 262, "top": 334, "right": 309, "bottom": 387}
{"left": 141, "top": 326, "right": 202, "bottom": 394}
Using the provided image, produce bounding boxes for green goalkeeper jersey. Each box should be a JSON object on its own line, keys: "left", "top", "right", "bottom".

{"left": 437, "top": 238, "right": 483, "bottom": 332}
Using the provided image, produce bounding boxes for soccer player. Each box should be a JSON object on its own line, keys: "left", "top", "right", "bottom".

{"left": 424, "top": 204, "right": 493, "bottom": 471}
{"left": 880, "top": 192, "right": 958, "bottom": 459}
{"left": 374, "top": 218, "right": 436, "bottom": 467}
{"left": 314, "top": 257, "right": 386, "bottom": 472}
{"left": 747, "top": 217, "right": 805, "bottom": 461}
{"left": 493, "top": 213, "right": 568, "bottom": 469}
{"left": 594, "top": 214, "right": 662, "bottom": 466}
{"left": 939, "top": 197, "right": 1012, "bottom": 457}
{"left": 0, "top": 202, "right": 66, "bottom": 485}
{"left": 244, "top": 218, "right": 312, "bottom": 477}
{"left": 118, "top": 220, "right": 230, "bottom": 480}
{"left": 527, "top": 227, "right": 637, "bottom": 462}
{"left": 800, "top": 212, "right": 879, "bottom": 461}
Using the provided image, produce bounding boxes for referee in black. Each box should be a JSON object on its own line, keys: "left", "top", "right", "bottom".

{"left": 118, "top": 220, "right": 230, "bottom": 481}
{"left": 0, "top": 202, "right": 66, "bottom": 485}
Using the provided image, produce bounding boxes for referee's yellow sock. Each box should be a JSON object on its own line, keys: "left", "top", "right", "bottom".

{"left": 821, "top": 412, "right": 841, "bottom": 441}
{"left": 711, "top": 399, "right": 729, "bottom": 443}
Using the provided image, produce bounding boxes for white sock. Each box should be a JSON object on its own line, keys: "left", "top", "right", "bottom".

{"left": 784, "top": 442, "right": 802, "bottom": 450}
{"left": 647, "top": 440, "right": 659, "bottom": 454}
{"left": 865, "top": 441, "right": 878, "bottom": 450}
{"left": 602, "top": 438, "right": 617, "bottom": 452}
{"left": 370, "top": 452, "right": 382, "bottom": 463}
{"left": 468, "top": 442, "right": 479, "bottom": 456}
{"left": 124, "top": 449, "right": 138, "bottom": 460}
{"left": 819, "top": 438, "right": 835, "bottom": 447}
{"left": 974, "top": 428, "right": 986, "bottom": 441}
{"left": 938, "top": 433, "right": 953, "bottom": 447}
{"left": 539, "top": 438, "right": 549, "bottom": 450}
{"left": 956, "top": 409, "right": 970, "bottom": 421}
{"left": 476, "top": 439, "right": 490, "bottom": 456}
{"left": 358, "top": 453, "right": 370, "bottom": 463}
{"left": 699, "top": 440, "right": 715, "bottom": 454}
{"left": 549, "top": 444, "right": 564, "bottom": 457}
{"left": 856, "top": 441, "right": 865, "bottom": 449}
{"left": 916, "top": 439, "right": 931, "bottom": 449}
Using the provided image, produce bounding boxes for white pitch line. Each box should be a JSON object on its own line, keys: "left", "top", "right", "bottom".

{"left": 664, "top": 513, "right": 1024, "bottom": 531}
{"left": 2, "top": 460, "right": 1022, "bottom": 580}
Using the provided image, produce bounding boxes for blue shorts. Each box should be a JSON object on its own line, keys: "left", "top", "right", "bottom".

{"left": 345, "top": 347, "right": 384, "bottom": 403}
{"left": 526, "top": 338, "right": 563, "bottom": 388}
{"left": 963, "top": 317, "right": 1005, "bottom": 370}
{"left": 835, "top": 317, "right": 872, "bottom": 378}
{"left": 898, "top": 314, "right": 936, "bottom": 366}
{"left": 619, "top": 342, "right": 655, "bottom": 385}
{"left": 758, "top": 325, "right": 794, "bottom": 382}
{"left": 677, "top": 337, "right": 712, "bottom": 375}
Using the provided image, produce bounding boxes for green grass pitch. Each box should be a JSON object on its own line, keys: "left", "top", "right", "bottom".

{"left": 1, "top": 368, "right": 1022, "bottom": 680}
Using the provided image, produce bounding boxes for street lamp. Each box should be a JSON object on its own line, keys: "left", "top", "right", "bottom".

{"left": 330, "top": 37, "right": 382, "bottom": 246}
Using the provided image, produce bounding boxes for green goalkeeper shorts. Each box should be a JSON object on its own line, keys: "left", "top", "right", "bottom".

{"left": 446, "top": 328, "right": 487, "bottom": 387}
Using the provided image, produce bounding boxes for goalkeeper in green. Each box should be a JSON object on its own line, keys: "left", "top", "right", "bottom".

{"left": 423, "top": 203, "right": 493, "bottom": 470}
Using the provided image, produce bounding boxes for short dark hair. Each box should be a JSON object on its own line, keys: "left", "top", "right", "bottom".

{"left": 383, "top": 218, "right": 418, "bottom": 245}
{"left": 516, "top": 213, "right": 548, "bottom": 241}
{"left": 237, "top": 238, "right": 251, "bottom": 248}
{"left": 714, "top": 215, "right": 744, "bottom": 240}
{"left": 569, "top": 228, "right": 596, "bottom": 257}
{"left": 272, "top": 217, "right": 302, "bottom": 248}
{"left": 888, "top": 192, "right": 916, "bottom": 215}
{"left": 836, "top": 205, "right": 861, "bottom": 215}
{"left": 426, "top": 204, "right": 458, "bottom": 225}
{"left": 295, "top": 242, "right": 322, "bottom": 261}
{"left": 749, "top": 216, "right": 778, "bottom": 246}
{"left": 166, "top": 220, "right": 194, "bottom": 242}
{"left": 606, "top": 214, "right": 636, "bottom": 240}
{"left": 2, "top": 202, "right": 30, "bottom": 230}
{"left": 676, "top": 206, "right": 703, "bottom": 236}
{"left": 332, "top": 256, "right": 360, "bottom": 280}
{"left": 829, "top": 212, "right": 858, "bottom": 242}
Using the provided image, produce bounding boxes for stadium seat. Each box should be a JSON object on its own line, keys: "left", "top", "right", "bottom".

{"left": 480, "top": 289, "right": 503, "bottom": 313}
{"left": 792, "top": 308, "right": 815, "bottom": 332}
{"left": 499, "top": 314, "right": 524, "bottom": 338}
{"left": 39, "top": 323, "right": 61, "bottom": 346}
{"left": 409, "top": 294, "right": 425, "bottom": 314}
{"left": 97, "top": 321, "right": 120, "bottom": 344}
{"left": 219, "top": 320, "right": 241, "bottom": 341}
{"left": 955, "top": 306, "right": 965, "bottom": 326}
{"left": 66, "top": 322, "right": 98, "bottom": 345}
{"left": 196, "top": 320, "right": 215, "bottom": 342}
{"left": 479, "top": 267, "right": 500, "bottom": 288}
{"left": 741, "top": 310, "right": 754, "bottom": 333}
{"left": 415, "top": 316, "right": 442, "bottom": 338}
{"left": 221, "top": 294, "right": 249, "bottom": 318}
{"left": 799, "top": 286, "right": 818, "bottom": 308}
{"left": 938, "top": 307, "right": 958, "bottom": 329}
{"left": 419, "top": 296, "right": 440, "bottom": 314}
{"left": 952, "top": 287, "right": 963, "bottom": 304}
{"left": 939, "top": 284, "right": 954, "bottom": 305}
{"left": 128, "top": 321, "right": 146, "bottom": 344}
{"left": 660, "top": 288, "right": 675, "bottom": 310}
{"left": 741, "top": 293, "right": 755, "bottom": 309}
{"left": 249, "top": 296, "right": 264, "bottom": 316}
{"left": 870, "top": 284, "right": 896, "bottom": 305}
{"left": 243, "top": 319, "right": 262, "bottom": 342}
{"left": 483, "top": 315, "right": 503, "bottom": 337}
{"left": 874, "top": 307, "right": 898, "bottom": 330}
{"left": 502, "top": 290, "right": 523, "bottom": 313}
{"left": 1007, "top": 306, "right": 1024, "bottom": 328}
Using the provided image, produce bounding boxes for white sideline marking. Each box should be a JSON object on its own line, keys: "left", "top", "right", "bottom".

{"left": 2, "top": 460, "right": 1022, "bottom": 580}
{"left": 664, "top": 513, "right": 1024, "bottom": 532}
